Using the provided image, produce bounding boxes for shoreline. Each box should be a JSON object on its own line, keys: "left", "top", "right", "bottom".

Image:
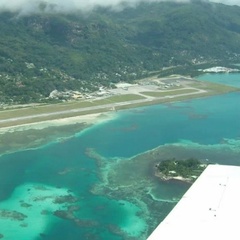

{"left": 154, "top": 170, "right": 193, "bottom": 183}
{"left": 0, "top": 90, "right": 232, "bottom": 130}
{"left": 0, "top": 112, "right": 114, "bottom": 135}
{"left": 0, "top": 112, "right": 115, "bottom": 157}
{"left": 0, "top": 76, "right": 239, "bottom": 156}
{"left": 0, "top": 76, "right": 238, "bottom": 129}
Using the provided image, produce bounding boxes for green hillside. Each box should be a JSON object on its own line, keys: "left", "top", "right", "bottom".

{"left": 1, "top": 1, "right": 240, "bottom": 103}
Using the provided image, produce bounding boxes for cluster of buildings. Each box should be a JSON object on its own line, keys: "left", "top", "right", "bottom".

{"left": 201, "top": 66, "right": 239, "bottom": 73}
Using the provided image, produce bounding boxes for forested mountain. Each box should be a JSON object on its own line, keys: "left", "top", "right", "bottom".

{"left": 1, "top": 0, "right": 240, "bottom": 103}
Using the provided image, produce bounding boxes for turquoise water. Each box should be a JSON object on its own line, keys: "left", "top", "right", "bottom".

{"left": 80, "top": 92, "right": 240, "bottom": 157}
{"left": 197, "top": 72, "right": 240, "bottom": 87}
{"left": 0, "top": 74, "right": 240, "bottom": 239}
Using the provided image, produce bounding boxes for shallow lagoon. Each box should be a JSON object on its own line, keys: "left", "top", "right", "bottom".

{"left": 197, "top": 72, "right": 240, "bottom": 88}
{"left": 0, "top": 73, "right": 239, "bottom": 239}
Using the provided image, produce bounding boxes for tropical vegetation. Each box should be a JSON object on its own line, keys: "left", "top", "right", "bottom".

{"left": 1, "top": 0, "right": 240, "bottom": 103}
{"left": 157, "top": 158, "right": 207, "bottom": 180}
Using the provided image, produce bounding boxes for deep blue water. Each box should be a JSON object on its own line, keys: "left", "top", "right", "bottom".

{"left": 0, "top": 73, "right": 240, "bottom": 239}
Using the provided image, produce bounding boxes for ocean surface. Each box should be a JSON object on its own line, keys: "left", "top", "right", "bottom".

{"left": 197, "top": 72, "right": 240, "bottom": 87}
{"left": 0, "top": 73, "right": 240, "bottom": 239}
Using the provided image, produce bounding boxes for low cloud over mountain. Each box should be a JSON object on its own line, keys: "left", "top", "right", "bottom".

{"left": 0, "top": 0, "right": 239, "bottom": 15}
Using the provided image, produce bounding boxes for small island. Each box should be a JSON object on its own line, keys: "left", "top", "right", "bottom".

{"left": 155, "top": 158, "right": 207, "bottom": 183}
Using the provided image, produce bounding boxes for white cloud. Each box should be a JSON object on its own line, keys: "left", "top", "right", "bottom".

{"left": 0, "top": 0, "right": 189, "bottom": 14}
{"left": 0, "top": 0, "right": 239, "bottom": 15}
{"left": 210, "top": 0, "right": 240, "bottom": 5}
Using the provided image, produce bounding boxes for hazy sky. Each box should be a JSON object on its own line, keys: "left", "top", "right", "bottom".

{"left": 0, "top": 0, "right": 239, "bottom": 14}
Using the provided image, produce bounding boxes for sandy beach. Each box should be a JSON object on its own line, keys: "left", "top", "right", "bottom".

{"left": 0, "top": 112, "right": 115, "bottom": 156}
{"left": 0, "top": 112, "right": 114, "bottom": 135}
